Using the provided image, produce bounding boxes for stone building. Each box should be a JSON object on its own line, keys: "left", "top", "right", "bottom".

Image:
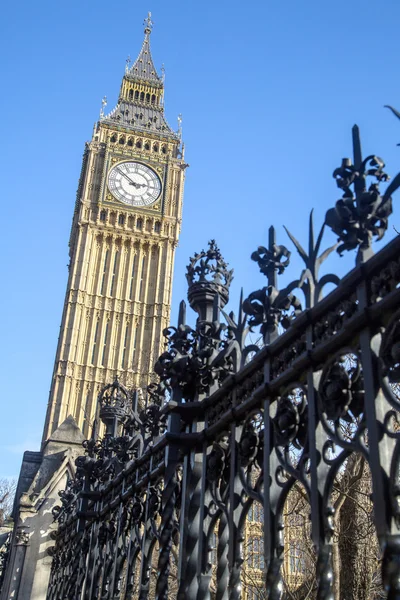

{"left": 1, "top": 15, "right": 186, "bottom": 600}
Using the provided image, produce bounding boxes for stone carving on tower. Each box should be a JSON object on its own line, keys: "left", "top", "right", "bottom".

{"left": 42, "top": 13, "right": 187, "bottom": 441}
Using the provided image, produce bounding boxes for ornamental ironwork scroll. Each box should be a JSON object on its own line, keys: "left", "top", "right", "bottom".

{"left": 39, "top": 125, "right": 400, "bottom": 600}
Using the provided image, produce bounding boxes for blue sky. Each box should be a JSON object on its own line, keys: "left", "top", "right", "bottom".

{"left": 1, "top": 0, "right": 400, "bottom": 477}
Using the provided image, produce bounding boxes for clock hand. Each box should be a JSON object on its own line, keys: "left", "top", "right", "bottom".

{"left": 133, "top": 182, "right": 149, "bottom": 189}
{"left": 116, "top": 168, "right": 140, "bottom": 188}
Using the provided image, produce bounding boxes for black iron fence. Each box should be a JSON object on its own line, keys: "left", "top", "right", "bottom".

{"left": 45, "top": 124, "right": 400, "bottom": 599}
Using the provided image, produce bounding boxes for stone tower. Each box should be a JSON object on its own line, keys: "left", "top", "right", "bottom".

{"left": 42, "top": 14, "right": 186, "bottom": 441}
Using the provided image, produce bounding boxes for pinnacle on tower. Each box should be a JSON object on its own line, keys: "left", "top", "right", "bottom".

{"left": 101, "top": 13, "right": 179, "bottom": 139}
{"left": 125, "top": 11, "right": 162, "bottom": 86}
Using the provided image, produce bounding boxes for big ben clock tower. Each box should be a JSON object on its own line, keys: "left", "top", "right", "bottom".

{"left": 42, "top": 14, "right": 186, "bottom": 441}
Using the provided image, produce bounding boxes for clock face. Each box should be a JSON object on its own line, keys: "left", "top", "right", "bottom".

{"left": 108, "top": 161, "right": 162, "bottom": 207}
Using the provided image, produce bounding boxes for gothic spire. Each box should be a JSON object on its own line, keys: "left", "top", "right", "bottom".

{"left": 125, "top": 12, "right": 162, "bottom": 86}
{"left": 101, "top": 13, "right": 179, "bottom": 140}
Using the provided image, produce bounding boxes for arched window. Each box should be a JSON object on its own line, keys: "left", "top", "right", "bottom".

{"left": 144, "top": 141, "right": 150, "bottom": 151}
{"left": 121, "top": 323, "right": 130, "bottom": 369}
{"left": 91, "top": 322, "right": 99, "bottom": 364}
{"left": 118, "top": 214, "right": 125, "bottom": 225}
{"left": 109, "top": 251, "right": 119, "bottom": 296}
{"left": 146, "top": 93, "right": 150, "bottom": 103}
{"left": 154, "top": 221, "right": 161, "bottom": 233}
{"left": 110, "top": 134, "right": 117, "bottom": 143}
{"left": 100, "top": 210, "right": 107, "bottom": 222}
{"left": 136, "top": 218, "right": 143, "bottom": 230}
{"left": 128, "top": 89, "right": 133, "bottom": 99}
{"left": 127, "top": 138, "right": 133, "bottom": 147}
{"left": 129, "top": 255, "right": 136, "bottom": 299}
{"left": 101, "top": 322, "right": 109, "bottom": 366}
{"left": 247, "top": 503, "right": 264, "bottom": 523}
{"left": 136, "top": 139, "right": 142, "bottom": 149}
{"left": 140, "top": 91, "right": 145, "bottom": 101}
{"left": 153, "top": 143, "right": 159, "bottom": 153}
{"left": 100, "top": 250, "right": 109, "bottom": 295}
{"left": 134, "top": 90, "right": 139, "bottom": 100}
{"left": 288, "top": 542, "right": 306, "bottom": 574}
{"left": 210, "top": 532, "right": 217, "bottom": 565}
{"left": 161, "top": 144, "right": 167, "bottom": 154}
{"left": 119, "top": 136, "right": 125, "bottom": 145}
{"left": 139, "top": 255, "right": 146, "bottom": 299}
{"left": 151, "top": 94, "right": 156, "bottom": 104}
{"left": 82, "top": 390, "right": 91, "bottom": 435}
{"left": 247, "top": 537, "right": 264, "bottom": 570}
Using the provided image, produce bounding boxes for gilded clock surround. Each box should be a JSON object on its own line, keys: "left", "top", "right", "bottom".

{"left": 42, "top": 17, "right": 187, "bottom": 442}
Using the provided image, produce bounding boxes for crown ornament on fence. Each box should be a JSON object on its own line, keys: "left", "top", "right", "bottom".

{"left": 98, "top": 376, "right": 132, "bottom": 435}
{"left": 154, "top": 241, "right": 246, "bottom": 400}
{"left": 186, "top": 239, "right": 233, "bottom": 319}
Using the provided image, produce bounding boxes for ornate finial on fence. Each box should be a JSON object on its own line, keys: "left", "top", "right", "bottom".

{"left": 251, "top": 226, "right": 291, "bottom": 288}
{"left": 154, "top": 243, "right": 241, "bottom": 401}
{"left": 186, "top": 240, "right": 233, "bottom": 320}
{"left": 325, "top": 125, "right": 393, "bottom": 264}
{"left": 243, "top": 227, "right": 301, "bottom": 344}
{"left": 98, "top": 376, "right": 131, "bottom": 435}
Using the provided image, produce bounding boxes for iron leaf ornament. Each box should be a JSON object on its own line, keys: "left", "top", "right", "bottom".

{"left": 325, "top": 125, "right": 395, "bottom": 263}
{"left": 243, "top": 226, "right": 302, "bottom": 343}
{"left": 244, "top": 211, "right": 340, "bottom": 343}
{"left": 273, "top": 389, "right": 308, "bottom": 451}
{"left": 221, "top": 288, "right": 261, "bottom": 368}
{"left": 243, "top": 285, "right": 302, "bottom": 339}
{"left": 284, "top": 210, "right": 339, "bottom": 308}
{"left": 319, "top": 353, "right": 365, "bottom": 424}
{"left": 251, "top": 242, "right": 290, "bottom": 276}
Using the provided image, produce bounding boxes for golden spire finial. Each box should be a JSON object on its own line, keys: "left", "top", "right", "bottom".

{"left": 144, "top": 11, "right": 153, "bottom": 34}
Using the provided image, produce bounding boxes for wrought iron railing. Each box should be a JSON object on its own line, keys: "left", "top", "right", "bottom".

{"left": 45, "top": 123, "right": 400, "bottom": 599}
